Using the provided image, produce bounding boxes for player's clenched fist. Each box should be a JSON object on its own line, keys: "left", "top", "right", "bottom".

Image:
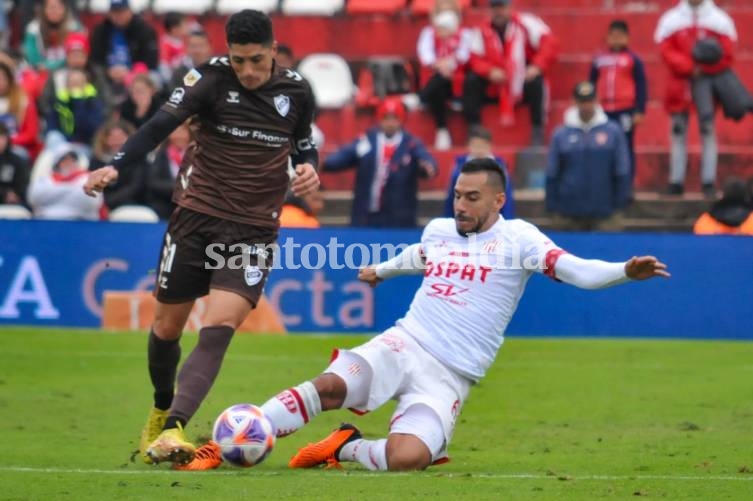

{"left": 358, "top": 266, "right": 383, "bottom": 288}
{"left": 291, "top": 163, "right": 319, "bottom": 197}
{"left": 83, "top": 166, "right": 119, "bottom": 197}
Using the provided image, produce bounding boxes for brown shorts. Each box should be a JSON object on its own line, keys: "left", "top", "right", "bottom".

{"left": 154, "top": 207, "right": 277, "bottom": 306}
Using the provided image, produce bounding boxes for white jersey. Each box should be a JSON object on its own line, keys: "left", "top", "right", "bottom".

{"left": 397, "top": 217, "right": 564, "bottom": 381}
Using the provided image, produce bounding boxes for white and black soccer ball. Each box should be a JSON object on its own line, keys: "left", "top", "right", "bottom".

{"left": 212, "top": 403, "right": 276, "bottom": 467}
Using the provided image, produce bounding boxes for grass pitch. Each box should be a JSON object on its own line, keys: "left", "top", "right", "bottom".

{"left": 1, "top": 328, "right": 752, "bottom": 500}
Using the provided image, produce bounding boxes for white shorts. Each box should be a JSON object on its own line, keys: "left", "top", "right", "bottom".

{"left": 325, "top": 327, "right": 472, "bottom": 460}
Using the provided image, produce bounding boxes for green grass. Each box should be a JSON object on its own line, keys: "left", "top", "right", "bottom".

{"left": 1, "top": 328, "right": 752, "bottom": 500}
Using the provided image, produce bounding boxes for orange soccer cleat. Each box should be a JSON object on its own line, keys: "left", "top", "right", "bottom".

{"left": 288, "top": 423, "right": 361, "bottom": 469}
{"left": 173, "top": 441, "right": 223, "bottom": 471}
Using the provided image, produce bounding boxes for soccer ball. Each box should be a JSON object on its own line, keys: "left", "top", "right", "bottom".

{"left": 212, "top": 403, "right": 276, "bottom": 467}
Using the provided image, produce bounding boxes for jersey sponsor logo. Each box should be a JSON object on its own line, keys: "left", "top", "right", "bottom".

{"left": 169, "top": 87, "right": 185, "bottom": 105}
{"left": 244, "top": 265, "right": 263, "bottom": 286}
{"left": 274, "top": 94, "right": 290, "bottom": 117}
{"left": 379, "top": 333, "right": 405, "bottom": 353}
{"left": 427, "top": 283, "right": 469, "bottom": 306}
{"left": 424, "top": 260, "right": 493, "bottom": 283}
{"left": 226, "top": 91, "right": 240, "bottom": 104}
{"left": 183, "top": 68, "right": 202, "bottom": 87}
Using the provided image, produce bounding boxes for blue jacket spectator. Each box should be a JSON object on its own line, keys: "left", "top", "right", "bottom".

{"left": 546, "top": 82, "right": 630, "bottom": 229}
{"left": 442, "top": 126, "right": 514, "bottom": 219}
{"left": 322, "top": 98, "right": 437, "bottom": 227}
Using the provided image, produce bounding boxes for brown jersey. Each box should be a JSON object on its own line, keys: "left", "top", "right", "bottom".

{"left": 160, "top": 57, "right": 316, "bottom": 229}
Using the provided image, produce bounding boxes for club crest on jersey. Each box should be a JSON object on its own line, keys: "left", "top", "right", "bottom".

{"left": 244, "top": 265, "right": 263, "bottom": 286}
{"left": 274, "top": 94, "right": 290, "bottom": 117}
{"left": 183, "top": 68, "right": 202, "bottom": 87}
{"left": 227, "top": 91, "right": 240, "bottom": 104}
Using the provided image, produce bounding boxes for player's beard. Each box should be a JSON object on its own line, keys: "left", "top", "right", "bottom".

{"left": 455, "top": 214, "right": 486, "bottom": 237}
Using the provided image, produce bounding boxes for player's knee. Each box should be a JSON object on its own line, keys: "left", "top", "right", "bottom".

{"left": 313, "top": 374, "right": 347, "bottom": 410}
{"left": 152, "top": 314, "right": 183, "bottom": 340}
{"left": 385, "top": 437, "right": 432, "bottom": 471}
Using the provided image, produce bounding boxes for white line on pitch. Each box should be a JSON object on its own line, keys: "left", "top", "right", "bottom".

{"left": 0, "top": 466, "right": 751, "bottom": 481}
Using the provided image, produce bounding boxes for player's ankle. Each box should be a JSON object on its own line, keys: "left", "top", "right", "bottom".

{"left": 163, "top": 416, "right": 187, "bottom": 431}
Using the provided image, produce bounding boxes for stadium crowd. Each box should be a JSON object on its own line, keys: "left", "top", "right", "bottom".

{"left": 0, "top": 0, "right": 752, "bottom": 233}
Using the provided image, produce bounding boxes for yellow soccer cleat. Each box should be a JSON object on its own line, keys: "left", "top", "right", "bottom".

{"left": 139, "top": 408, "right": 169, "bottom": 464}
{"left": 145, "top": 422, "right": 196, "bottom": 465}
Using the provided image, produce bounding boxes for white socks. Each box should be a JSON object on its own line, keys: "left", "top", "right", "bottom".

{"left": 338, "top": 438, "right": 388, "bottom": 471}
{"left": 260, "top": 381, "right": 321, "bottom": 437}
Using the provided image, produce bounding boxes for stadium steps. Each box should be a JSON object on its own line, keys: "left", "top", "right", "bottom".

{"left": 318, "top": 190, "right": 709, "bottom": 232}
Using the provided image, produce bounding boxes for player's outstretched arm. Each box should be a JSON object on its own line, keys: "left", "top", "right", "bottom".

{"left": 554, "top": 253, "right": 669, "bottom": 290}
{"left": 358, "top": 243, "right": 426, "bottom": 288}
{"left": 84, "top": 111, "right": 183, "bottom": 196}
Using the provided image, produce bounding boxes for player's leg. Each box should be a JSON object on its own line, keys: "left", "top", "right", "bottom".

{"left": 139, "top": 300, "right": 194, "bottom": 463}
{"left": 337, "top": 404, "right": 443, "bottom": 471}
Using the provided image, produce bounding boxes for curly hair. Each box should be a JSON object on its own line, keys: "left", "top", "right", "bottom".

{"left": 225, "top": 10, "right": 274, "bottom": 46}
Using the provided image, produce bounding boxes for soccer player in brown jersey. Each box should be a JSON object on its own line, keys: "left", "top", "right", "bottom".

{"left": 84, "top": 10, "right": 320, "bottom": 469}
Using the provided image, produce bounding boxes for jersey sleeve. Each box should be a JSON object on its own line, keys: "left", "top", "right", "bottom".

{"left": 289, "top": 70, "right": 319, "bottom": 167}
{"left": 516, "top": 223, "right": 567, "bottom": 280}
{"left": 160, "top": 65, "right": 217, "bottom": 122}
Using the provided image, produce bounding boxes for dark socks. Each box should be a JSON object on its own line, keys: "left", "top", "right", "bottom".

{"left": 147, "top": 330, "right": 181, "bottom": 411}
{"left": 165, "top": 325, "right": 235, "bottom": 429}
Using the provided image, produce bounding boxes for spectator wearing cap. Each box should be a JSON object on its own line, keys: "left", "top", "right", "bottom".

{"left": 654, "top": 0, "right": 737, "bottom": 196}
{"left": 27, "top": 144, "right": 102, "bottom": 220}
{"left": 464, "top": 0, "right": 558, "bottom": 146}
{"left": 589, "top": 20, "right": 647, "bottom": 187}
{"left": 89, "top": 0, "right": 159, "bottom": 100}
{"left": 39, "top": 32, "right": 112, "bottom": 118}
{"left": 693, "top": 177, "right": 753, "bottom": 235}
{"left": 322, "top": 98, "right": 438, "bottom": 228}
{"left": 0, "top": 122, "right": 31, "bottom": 206}
{"left": 545, "top": 82, "right": 631, "bottom": 231}
{"left": 416, "top": 0, "right": 473, "bottom": 150}
{"left": 22, "top": 0, "right": 84, "bottom": 72}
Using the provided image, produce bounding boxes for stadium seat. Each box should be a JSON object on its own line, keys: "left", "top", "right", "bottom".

{"left": 216, "top": 0, "right": 279, "bottom": 15}
{"left": 411, "top": 0, "right": 471, "bottom": 15}
{"left": 297, "top": 54, "right": 355, "bottom": 109}
{"left": 346, "top": 0, "right": 407, "bottom": 15}
{"left": 281, "top": 0, "right": 344, "bottom": 16}
{"left": 151, "top": 0, "right": 214, "bottom": 14}
{"left": 87, "top": 0, "right": 150, "bottom": 14}
{"left": 0, "top": 205, "right": 33, "bottom": 220}
{"left": 109, "top": 205, "right": 161, "bottom": 223}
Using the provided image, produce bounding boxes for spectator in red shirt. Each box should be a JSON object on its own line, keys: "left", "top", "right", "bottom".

{"left": 159, "top": 11, "right": 188, "bottom": 84}
{"left": 654, "top": 0, "right": 737, "bottom": 196}
{"left": 417, "top": 0, "right": 473, "bottom": 151}
{"left": 464, "top": 0, "right": 558, "bottom": 146}
{"left": 0, "top": 60, "right": 41, "bottom": 159}
{"left": 590, "top": 20, "right": 647, "bottom": 190}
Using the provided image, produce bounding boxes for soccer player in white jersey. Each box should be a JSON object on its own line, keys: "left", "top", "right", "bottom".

{"left": 202, "top": 157, "right": 669, "bottom": 471}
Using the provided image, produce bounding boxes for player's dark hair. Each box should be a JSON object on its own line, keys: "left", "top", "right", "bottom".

{"left": 163, "top": 11, "right": 185, "bottom": 31}
{"left": 226, "top": 10, "right": 274, "bottom": 47}
{"left": 608, "top": 19, "right": 629, "bottom": 34}
{"left": 277, "top": 44, "right": 293, "bottom": 59}
{"left": 461, "top": 157, "right": 507, "bottom": 192}
{"left": 468, "top": 125, "right": 492, "bottom": 144}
